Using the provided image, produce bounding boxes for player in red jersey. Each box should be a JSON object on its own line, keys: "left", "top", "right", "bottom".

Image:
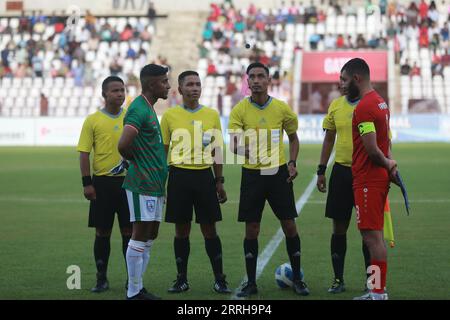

{"left": 341, "top": 58, "right": 400, "bottom": 300}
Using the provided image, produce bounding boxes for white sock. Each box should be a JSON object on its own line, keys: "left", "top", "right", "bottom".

{"left": 126, "top": 240, "right": 146, "bottom": 298}
{"left": 140, "top": 240, "right": 154, "bottom": 291}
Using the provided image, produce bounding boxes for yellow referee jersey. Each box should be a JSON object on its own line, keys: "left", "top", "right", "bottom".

{"left": 228, "top": 97, "right": 298, "bottom": 170}
{"left": 160, "top": 105, "right": 223, "bottom": 170}
{"left": 77, "top": 109, "right": 126, "bottom": 176}
{"left": 322, "top": 96, "right": 358, "bottom": 167}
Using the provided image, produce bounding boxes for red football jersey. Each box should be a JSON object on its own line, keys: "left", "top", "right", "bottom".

{"left": 352, "top": 90, "right": 391, "bottom": 188}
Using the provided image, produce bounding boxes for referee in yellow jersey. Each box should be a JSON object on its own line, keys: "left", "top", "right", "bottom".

{"left": 77, "top": 76, "right": 132, "bottom": 293}
{"left": 316, "top": 78, "right": 370, "bottom": 294}
{"left": 229, "top": 62, "right": 309, "bottom": 297}
{"left": 160, "top": 70, "right": 231, "bottom": 294}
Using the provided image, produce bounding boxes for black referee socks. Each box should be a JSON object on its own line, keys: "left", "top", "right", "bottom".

{"left": 174, "top": 237, "right": 190, "bottom": 279}
{"left": 244, "top": 238, "right": 258, "bottom": 284}
{"left": 286, "top": 235, "right": 302, "bottom": 281}
{"left": 94, "top": 236, "right": 111, "bottom": 280}
{"left": 205, "top": 237, "right": 223, "bottom": 279}
{"left": 331, "top": 234, "right": 347, "bottom": 281}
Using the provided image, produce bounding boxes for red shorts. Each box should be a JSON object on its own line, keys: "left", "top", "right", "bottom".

{"left": 354, "top": 186, "right": 388, "bottom": 230}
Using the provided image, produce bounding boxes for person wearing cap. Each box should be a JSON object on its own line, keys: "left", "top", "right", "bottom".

{"left": 118, "top": 64, "right": 171, "bottom": 300}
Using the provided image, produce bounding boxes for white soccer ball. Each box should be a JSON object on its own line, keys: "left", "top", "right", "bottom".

{"left": 275, "top": 262, "right": 304, "bottom": 288}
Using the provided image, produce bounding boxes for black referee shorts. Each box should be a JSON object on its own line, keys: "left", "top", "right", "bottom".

{"left": 325, "top": 162, "right": 355, "bottom": 221}
{"left": 238, "top": 165, "right": 298, "bottom": 223}
{"left": 165, "top": 166, "right": 222, "bottom": 224}
{"left": 88, "top": 175, "right": 131, "bottom": 230}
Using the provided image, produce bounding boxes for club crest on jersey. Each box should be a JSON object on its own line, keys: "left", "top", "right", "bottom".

{"left": 378, "top": 102, "right": 388, "bottom": 110}
{"left": 146, "top": 200, "right": 156, "bottom": 213}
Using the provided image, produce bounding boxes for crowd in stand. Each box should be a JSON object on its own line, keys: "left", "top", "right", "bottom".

{"left": 0, "top": 4, "right": 161, "bottom": 87}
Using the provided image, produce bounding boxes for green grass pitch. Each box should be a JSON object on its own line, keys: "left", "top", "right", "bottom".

{"left": 0, "top": 143, "right": 449, "bottom": 300}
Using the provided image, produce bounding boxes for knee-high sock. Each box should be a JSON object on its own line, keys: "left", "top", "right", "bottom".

{"left": 205, "top": 236, "right": 223, "bottom": 279}
{"left": 126, "top": 240, "right": 146, "bottom": 298}
{"left": 244, "top": 239, "right": 258, "bottom": 284}
{"left": 140, "top": 239, "right": 153, "bottom": 290}
{"left": 174, "top": 237, "right": 190, "bottom": 279}
{"left": 122, "top": 234, "right": 131, "bottom": 270}
{"left": 286, "top": 234, "right": 302, "bottom": 281}
{"left": 331, "top": 234, "right": 347, "bottom": 281}
{"left": 370, "top": 259, "right": 387, "bottom": 294}
{"left": 94, "top": 236, "right": 111, "bottom": 280}
{"left": 362, "top": 241, "right": 371, "bottom": 279}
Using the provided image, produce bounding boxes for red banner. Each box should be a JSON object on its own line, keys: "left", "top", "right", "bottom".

{"left": 301, "top": 51, "right": 388, "bottom": 82}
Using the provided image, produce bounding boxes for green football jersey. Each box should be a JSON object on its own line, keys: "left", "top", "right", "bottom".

{"left": 122, "top": 95, "right": 168, "bottom": 196}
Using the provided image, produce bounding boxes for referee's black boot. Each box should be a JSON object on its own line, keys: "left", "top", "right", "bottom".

{"left": 236, "top": 281, "right": 258, "bottom": 298}
{"left": 127, "top": 288, "right": 161, "bottom": 300}
{"left": 328, "top": 278, "right": 345, "bottom": 294}
{"left": 168, "top": 275, "right": 190, "bottom": 293}
{"left": 91, "top": 275, "right": 109, "bottom": 293}
{"left": 213, "top": 274, "right": 232, "bottom": 294}
{"left": 293, "top": 279, "right": 310, "bottom": 296}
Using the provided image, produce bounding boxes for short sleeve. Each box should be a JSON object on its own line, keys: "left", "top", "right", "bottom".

{"left": 213, "top": 112, "right": 224, "bottom": 145}
{"left": 282, "top": 103, "right": 298, "bottom": 135}
{"left": 77, "top": 116, "right": 93, "bottom": 153}
{"left": 160, "top": 112, "right": 171, "bottom": 145}
{"left": 228, "top": 104, "right": 243, "bottom": 131}
{"left": 124, "top": 106, "right": 143, "bottom": 132}
{"left": 354, "top": 99, "right": 376, "bottom": 125}
{"left": 322, "top": 100, "right": 337, "bottom": 131}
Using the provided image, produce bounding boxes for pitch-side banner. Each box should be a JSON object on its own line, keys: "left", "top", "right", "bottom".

{"left": 0, "top": 115, "right": 449, "bottom": 146}
{"left": 301, "top": 51, "right": 388, "bottom": 82}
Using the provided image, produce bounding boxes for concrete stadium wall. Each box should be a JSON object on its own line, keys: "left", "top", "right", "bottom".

{"left": 0, "top": 0, "right": 280, "bottom": 15}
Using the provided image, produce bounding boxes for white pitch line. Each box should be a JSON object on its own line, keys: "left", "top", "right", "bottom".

{"left": 230, "top": 155, "right": 335, "bottom": 299}
{"left": 230, "top": 154, "right": 337, "bottom": 299}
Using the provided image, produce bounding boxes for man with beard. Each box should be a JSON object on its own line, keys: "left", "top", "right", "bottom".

{"left": 342, "top": 58, "right": 399, "bottom": 300}
{"left": 317, "top": 76, "right": 372, "bottom": 294}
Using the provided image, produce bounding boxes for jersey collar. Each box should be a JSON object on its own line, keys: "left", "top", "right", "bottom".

{"left": 181, "top": 104, "right": 203, "bottom": 113}
{"left": 345, "top": 96, "right": 360, "bottom": 106}
{"left": 100, "top": 107, "right": 123, "bottom": 118}
{"left": 248, "top": 96, "right": 272, "bottom": 110}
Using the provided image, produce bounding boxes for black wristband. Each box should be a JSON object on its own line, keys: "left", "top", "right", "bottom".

{"left": 288, "top": 160, "right": 296, "bottom": 167}
{"left": 82, "top": 176, "right": 93, "bottom": 187}
{"left": 215, "top": 176, "right": 225, "bottom": 184}
{"left": 317, "top": 164, "right": 327, "bottom": 176}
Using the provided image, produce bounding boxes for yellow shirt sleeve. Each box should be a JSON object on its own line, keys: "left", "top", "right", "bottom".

{"left": 213, "top": 112, "right": 223, "bottom": 143}
{"left": 322, "top": 100, "right": 337, "bottom": 131}
{"left": 282, "top": 103, "right": 298, "bottom": 135}
{"left": 160, "top": 112, "right": 170, "bottom": 146}
{"left": 228, "top": 103, "right": 243, "bottom": 131}
{"left": 77, "top": 116, "right": 94, "bottom": 153}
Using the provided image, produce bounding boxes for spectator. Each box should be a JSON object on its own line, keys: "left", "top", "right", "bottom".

{"left": 147, "top": 2, "right": 157, "bottom": 30}
{"left": 309, "top": 33, "right": 321, "bottom": 50}
{"left": 310, "top": 88, "right": 323, "bottom": 113}
{"left": 419, "top": 0, "right": 429, "bottom": 23}
{"left": 356, "top": 34, "right": 367, "bottom": 48}
{"left": 410, "top": 62, "right": 421, "bottom": 77}
{"left": 207, "top": 60, "right": 217, "bottom": 75}
{"left": 40, "top": 93, "right": 49, "bottom": 116}
{"left": 32, "top": 54, "right": 44, "bottom": 77}
{"left": 419, "top": 21, "right": 429, "bottom": 47}
{"left": 400, "top": 59, "right": 412, "bottom": 75}
{"left": 440, "top": 22, "right": 449, "bottom": 48}
{"left": 406, "top": 2, "right": 419, "bottom": 26}
{"left": 431, "top": 51, "right": 444, "bottom": 77}
{"left": 336, "top": 34, "right": 345, "bottom": 49}
{"left": 428, "top": 1, "right": 439, "bottom": 25}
